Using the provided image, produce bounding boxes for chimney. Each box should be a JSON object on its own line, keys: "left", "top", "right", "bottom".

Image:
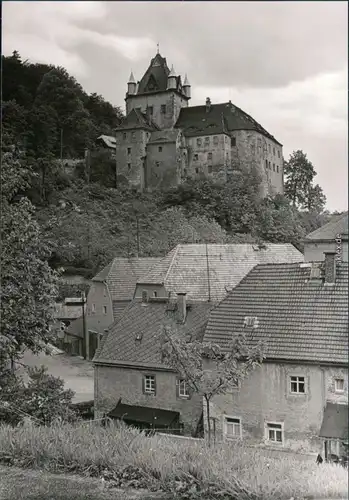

{"left": 177, "top": 293, "right": 187, "bottom": 323}
{"left": 206, "top": 97, "right": 211, "bottom": 113}
{"left": 324, "top": 252, "right": 337, "bottom": 284}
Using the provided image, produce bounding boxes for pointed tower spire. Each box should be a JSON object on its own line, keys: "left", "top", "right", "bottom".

{"left": 127, "top": 70, "right": 137, "bottom": 96}
{"left": 168, "top": 64, "right": 177, "bottom": 77}
{"left": 183, "top": 73, "right": 191, "bottom": 99}
{"left": 128, "top": 71, "right": 136, "bottom": 84}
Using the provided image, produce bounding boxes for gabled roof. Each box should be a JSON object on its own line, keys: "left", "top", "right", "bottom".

{"left": 137, "top": 244, "right": 304, "bottom": 302}
{"left": 93, "top": 257, "right": 162, "bottom": 301}
{"left": 174, "top": 101, "right": 281, "bottom": 144}
{"left": 147, "top": 129, "right": 180, "bottom": 145}
{"left": 305, "top": 212, "right": 348, "bottom": 241}
{"left": 96, "top": 135, "right": 116, "bottom": 149}
{"left": 93, "top": 299, "right": 213, "bottom": 367}
{"left": 115, "top": 108, "right": 159, "bottom": 132}
{"left": 203, "top": 262, "right": 348, "bottom": 365}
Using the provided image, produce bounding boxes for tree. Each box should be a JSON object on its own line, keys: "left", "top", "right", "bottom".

{"left": 306, "top": 184, "right": 326, "bottom": 212}
{"left": 284, "top": 150, "right": 318, "bottom": 209}
{"left": 161, "top": 328, "right": 264, "bottom": 445}
{"left": 0, "top": 366, "right": 77, "bottom": 425}
{"left": 0, "top": 144, "right": 59, "bottom": 371}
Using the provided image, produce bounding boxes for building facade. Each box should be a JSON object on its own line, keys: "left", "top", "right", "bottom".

{"left": 99, "top": 51, "right": 284, "bottom": 197}
{"left": 304, "top": 212, "right": 348, "bottom": 263}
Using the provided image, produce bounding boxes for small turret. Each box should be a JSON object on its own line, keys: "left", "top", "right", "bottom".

{"left": 183, "top": 74, "right": 191, "bottom": 99}
{"left": 127, "top": 71, "right": 137, "bottom": 95}
{"left": 167, "top": 65, "right": 177, "bottom": 90}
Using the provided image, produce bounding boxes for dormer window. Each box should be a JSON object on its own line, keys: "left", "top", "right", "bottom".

{"left": 158, "top": 146, "right": 162, "bottom": 152}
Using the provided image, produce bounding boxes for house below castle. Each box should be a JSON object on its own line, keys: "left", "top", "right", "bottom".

{"left": 98, "top": 50, "right": 284, "bottom": 196}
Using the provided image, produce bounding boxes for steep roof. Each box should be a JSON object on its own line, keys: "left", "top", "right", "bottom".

{"left": 148, "top": 129, "right": 180, "bottom": 145}
{"left": 174, "top": 101, "right": 281, "bottom": 144}
{"left": 137, "top": 244, "right": 304, "bottom": 302}
{"left": 115, "top": 108, "right": 159, "bottom": 132}
{"left": 93, "top": 257, "right": 162, "bottom": 301}
{"left": 204, "top": 262, "right": 348, "bottom": 365}
{"left": 305, "top": 212, "right": 348, "bottom": 241}
{"left": 94, "top": 299, "right": 214, "bottom": 368}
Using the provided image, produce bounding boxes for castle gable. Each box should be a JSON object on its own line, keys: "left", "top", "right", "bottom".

{"left": 137, "top": 54, "right": 170, "bottom": 94}
{"left": 116, "top": 108, "right": 159, "bottom": 132}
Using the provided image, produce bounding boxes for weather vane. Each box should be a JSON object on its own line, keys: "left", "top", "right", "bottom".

{"left": 157, "top": 42, "right": 159, "bottom": 54}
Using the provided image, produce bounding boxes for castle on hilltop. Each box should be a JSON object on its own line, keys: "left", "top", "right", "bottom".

{"left": 98, "top": 51, "right": 284, "bottom": 196}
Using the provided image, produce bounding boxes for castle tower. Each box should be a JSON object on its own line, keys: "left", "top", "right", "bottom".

{"left": 183, "top": 74, "right": 191, "bottom": 99}
{"left": 125, "top": 51, "right": 190, "bottom": 129}
{"left": 127, "top": 71, "right": 137, "bottom": 95}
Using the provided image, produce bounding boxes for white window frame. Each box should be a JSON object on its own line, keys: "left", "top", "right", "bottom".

{"left": 265, "top": 422, "right": 284, "bottom": 445}
{"left": 144, "top": 375, "right": 156, "bottom": 394}
{"left": 289, "top": 375, "right": 306, "bottom": 394}
{"left": 178, "top": 379, "right": 189, "bottom": 398}
{"left": 223, "top": 416, "right": 242, "bottom": 440}
{"left": 334, "top": 378, "right": 345, "bottom": 393}
{"left": 103, "top": 306, "right": 107, "bottom": 315}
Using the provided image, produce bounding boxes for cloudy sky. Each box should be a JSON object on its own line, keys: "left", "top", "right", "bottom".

{"left": 3, "top": 1, "right": 348, "bottom": 211}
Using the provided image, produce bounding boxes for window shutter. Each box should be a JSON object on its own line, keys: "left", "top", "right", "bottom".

{"left": 142, "top": 375, "right": 146, "bottom": 394}
{"left": 175, "top": 378, "right": 180, "bottom": 398}
{"left": 153, "top": 376, "right": 157, "bottom": 396}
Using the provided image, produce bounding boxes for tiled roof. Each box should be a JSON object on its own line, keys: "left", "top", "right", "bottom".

{"left": 115, "top": 108, "right": 159, "bottom": 132}
{"left": 93, "top": 299, "right": 214, "bottom": 367}
{"left": 135, "top": 53, "right": 186, "bottom": 97}
{"left": 96, "top": 135, "right": 116, "bottom": 149}
{"left": 93, "top": 257, "right": 162, "bottom": 301}
{"left": 174, "top": 101, "right": 281, "bottom": 144}
{"left": 305, "top": 212, "right": 348, "bottom": 241}
{"left": 319, "top": 403, "right": 348, "bottom": 440}
{"left": 137, "top": 244, "right": 304, "bottom": 302}
{"left": 148, "top": 129, "right": 180, "bottom": 144}
{"left": 203, "top": 262, "right": 348, "bottom": 364}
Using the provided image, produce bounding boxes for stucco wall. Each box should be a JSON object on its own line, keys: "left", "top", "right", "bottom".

{"left": 86, "top": 282, "right": 114, "bottom": 334}
{"left": 115, "top": 129, "right": 147, "bottom": 189}
{"left": 146, "top": 141, "right": 179, "bottom": 190}
{"left": 304, "top": 241, "right": 348, "bottom": 263}
{"left": 94, "top": 365, "right": 202, "bottom": 435}
{"left": 126, "top": 92, "right": 188, "bottom": 129}
{"left": 204, "top": 361, "right": 347, "bottom": 453}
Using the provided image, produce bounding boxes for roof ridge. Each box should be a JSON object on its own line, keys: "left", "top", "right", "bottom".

{"left": 164, "top": 245, "right": 180, "bottom": 284}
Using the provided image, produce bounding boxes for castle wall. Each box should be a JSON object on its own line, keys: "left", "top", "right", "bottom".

{"left": 115, "top": 129, "right": 148, "bottom": 189}
{"left": 146, "top": 141, "right": 180, "bottom": 190}
{"left": 126, "top": 92, "right": 188, "bottom": 129}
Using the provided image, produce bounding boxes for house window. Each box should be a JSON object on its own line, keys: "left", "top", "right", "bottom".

{"left": 273, "top": 163, "right": 275, "bottom": 171}
{"left": 268, "top": 144, "right": 271, "bottom": 152}
{"left": 155, "top": 161, "right": 160, "bottom": 168}
{"left": 213, "top": 136, "right": 218, "bottom": 145}
{"left": 290, "top": 376, "right": 305, "bottom": 394}
{"left": 147, "top": 106, "right": 153, "bottom": 115}
{"left": 224, "top": 416, "right": 242, "bottom": 439}
{"left": 158, "top": 146, "right": 162, "bottom": 152}
{"left": 177, "top": 379, "right": 189, "bottom": 398}
{"left": 123, "top": 133, "right": 127, "bottom": 140}
{"left": 208, "top": 165, "right": 212, "bottom": 174}
{"left": 268, "top": 161, "right": 271, "bottom": 169}
{"left": 266, "top": 422, "right": 283, "bottom": 443}
{"left": 231, "top": 137, "right": 236, "bottom": 147}
{"left": 278, "top": 150, "right": 280, "bottom": 158}
{"left": 197, "top": 138, "right": 202, "bottom": 146}
{"left": 208, "top": 152, "right": 212, "bottom": 160}
{"left": 195, "top": 167, "right": 199, "bottom": 174}
{"left": 132, "top": 132, "right": 136, "bottom": 140}
{"left": 273, "top": 147, "right": 275, "bottom": 155}
{"left": 92, "top": 304, "right": 96, "bottom": 314}
{"left": 335, "top": 378, "right": 345, "bottom": 393}
{"left": 143, "top": 375, "right": 156, "bottom": 394}
{"left": 276, "top": 165, "right": 279, "bottom": 173}
{"left": 161, "top": 104, "right": 166, "bottom": 114}
{"left": 205, "top": 136, "right": 210, "bottom": 144}
{"left": 153, "top": 291, "right": 158, "bottom": 298}
{"left": 127, "top": 148, "right": 131, "bottom": 155}
{"left": 127, "top": 163, "right": 131, "bottom": 171}
{"left": 194, "top": 154, "right": 198, "bottom": 161}
{"left": 103, "top": 306, "right": 107, "bottom": 315}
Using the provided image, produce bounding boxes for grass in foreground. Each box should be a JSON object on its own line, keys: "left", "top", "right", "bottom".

{"left": 0, "top": 422, "right": 347, "bottom": 500}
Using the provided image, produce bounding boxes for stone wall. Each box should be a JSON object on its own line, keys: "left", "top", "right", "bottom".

{"left": 126, "top": 91, "right": 188, "bottom": 129}
{"left": 94, "top": 364, "right": 203, "bottom": 436}
{"left": 185, "top": 133, "right": 230, "bottom": 184}
{"left": 115, "top": 129, "right": 147, "bottom": 189}
{"left": 146, "top": 141, "right": 179, "bottom": 190}
{"left": 204, "top": 361, "right": 347, "bottom": 453}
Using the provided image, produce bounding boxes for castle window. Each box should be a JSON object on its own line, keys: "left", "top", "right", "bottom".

{"left": 127, "top": 148, "right": 131, "bottom": 155}
{"left": 273, "top": 147, "right": 276, "bottom": 155}
{"left": 231, "top": 137, "right": 236, "bottom": 147}
{"left": 194, "top": 154, "right": 198, "bottom": 161}
{"left": 127, "top": 163, "right": 131, "bottom": 171}
{"left": 208, "top": 165, "right": 212, "bottom": 174}
{"left": 268, "top": 144, "right": 271, "bottom": 153}
{"left": 158, "top": 146, "right": 162, "bottom": 152}
{"left": 273, "top": 163, "right": 275, "bottom": 171}
{"left": 161, "top": 104, "right": 166, "bottom": 114}
{"left": 183, "top": 168, "right": 187, "bottom": 176}
{"left": 132, "top": 132, "right": 136, "bottom": 140}
{"left": 156, "top": 162, "right": 160, "bottom": 167}
{"left": 268, "top": 161, "right": 271, "bottom": 169}
{"left": 205, "top": 137, "right": 210, "bottom": 144}
{"left": 197, "top": 138, "right": 202, "bottom": 146}
{"left": 208, "top": 152, "right": 212, "bottom": 160}
{"left": 278, "top": 150, "right": 280, "bottom": 158}
{"left": 276, "top": 165, "right": 279, "bottom": 173}
{"left": 265, "top": 159, "right": 268, "bottom": 169}
{"left": 123, "top": 133, "right": 127, "bottom": 140}
{"left": 213, "top": 136, "right": 218, "bottom": 145}
{"left": 195, "top": 167, "right": 199, "bottom": 174}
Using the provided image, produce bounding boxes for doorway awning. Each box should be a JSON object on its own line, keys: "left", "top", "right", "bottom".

{"left": 319, "top": 403, "right": 348, "bottom": 439}
{"left": 108, "top": 402, "right": 179, "bottom": 428}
